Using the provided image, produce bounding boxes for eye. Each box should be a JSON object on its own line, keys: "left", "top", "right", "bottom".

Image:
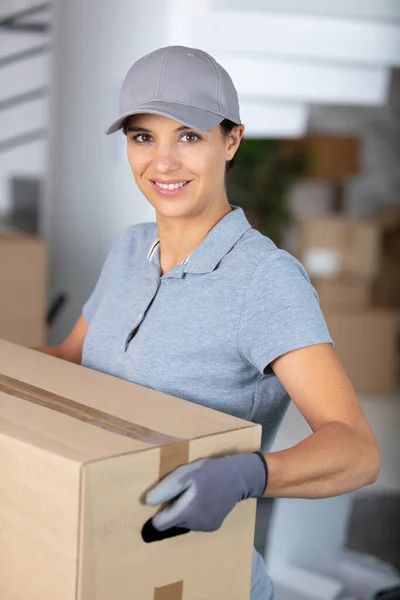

{"left": 180, "top": 132, "right": 202, "bottom": 143}
{"left": 131, "top": 133, "right": 152, "bottom": 143}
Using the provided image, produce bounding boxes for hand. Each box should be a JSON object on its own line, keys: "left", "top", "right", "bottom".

{"left": 145, "top": 452, "right": 268, "bottom": 533}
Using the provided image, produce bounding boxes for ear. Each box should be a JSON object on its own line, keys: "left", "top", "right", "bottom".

{"left": 226, "top": 125, "right": 245, "bottom": 161}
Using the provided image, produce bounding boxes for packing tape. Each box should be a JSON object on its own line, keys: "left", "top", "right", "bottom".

{"left": 159, "top": 440, "right": 190, "bottom": 479}
{"left": 0, "top": 372, "right": 191, "bottom": 477}
{"left": 154, "top": 581, "right": 183, "bottom": 600}
{"left": 0, "top": 373, "right": 182, "bottom": 446}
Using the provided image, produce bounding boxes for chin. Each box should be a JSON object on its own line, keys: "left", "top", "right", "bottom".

{"left": 151, "top": 197, "right": 198, "bottom": 219}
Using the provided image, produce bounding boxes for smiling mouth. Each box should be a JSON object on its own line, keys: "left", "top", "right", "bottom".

{"left": 152, "top": 180, "right": 189, "bottom": 190}
{"left": 149, "top": 179, "right": 192, "bottom": 196}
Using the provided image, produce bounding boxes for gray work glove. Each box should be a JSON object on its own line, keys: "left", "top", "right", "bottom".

{"left": 145, "top": 452, "right": 268, "bottom": 533}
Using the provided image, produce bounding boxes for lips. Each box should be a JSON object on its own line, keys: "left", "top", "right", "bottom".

{"left": 149, "top": 180, "right": 191, "bottom": 197}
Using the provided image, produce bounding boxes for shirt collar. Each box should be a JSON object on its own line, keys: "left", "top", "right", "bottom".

{"left": 146, "top": 239, "right": 192, "bottom": 266}
{"left": 147, "top": 205, "right": 252, "bottom": 277}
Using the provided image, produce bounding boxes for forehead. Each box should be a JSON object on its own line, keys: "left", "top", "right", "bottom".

{"left": 126, "top": 113, "right": 187, "bottom": 130}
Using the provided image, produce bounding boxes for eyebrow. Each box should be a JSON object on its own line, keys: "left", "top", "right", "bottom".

{"left": 126, "top": 125, "right": 194, "bottom": 133}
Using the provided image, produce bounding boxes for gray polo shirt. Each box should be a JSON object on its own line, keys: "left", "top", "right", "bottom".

{"left": 82, "top": 205, "right": 332, "bottom": 452}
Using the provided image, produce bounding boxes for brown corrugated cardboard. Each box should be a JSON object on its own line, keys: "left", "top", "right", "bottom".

{"left": 281, "top": 136, "right": 360, "bottom": 180}
{"left": 313, "top": 277, "right": 371, "bottom": 309}
{"left": 374, "top": 205, "right": 400, "bottom": 231}
{"left": 324, "top": 310, "right": 399, "bottom": 395}
{"left": 373, "top": 260, "right": 400, "bottom": 308}
{"left": 298, "top": 215, "right": 381, "bottom": 280}
{"left": 0, "top": 340, "right": 261, "bottom": 600}
{"left": 0, "top": 229, "right": 47, "bottom": 346}
{"left": 372, "top": 207, "right": 400, "bottom": 308}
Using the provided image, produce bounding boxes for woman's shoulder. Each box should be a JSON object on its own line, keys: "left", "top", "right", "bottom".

{"left": 236, "top": 228, "right": 308, "bottom": 280}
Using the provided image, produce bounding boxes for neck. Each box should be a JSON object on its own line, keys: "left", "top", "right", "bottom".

{"left": 156, "top": 199, "right": 232, "bottom": 275}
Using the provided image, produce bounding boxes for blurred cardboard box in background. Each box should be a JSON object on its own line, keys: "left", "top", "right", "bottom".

{"left": 373, "top": 260, "right": 400, "bottom": 309}
{"left": 282, "top": 136, "right": 360, "bottom": 181}
{"left": 298, "top": 215, "right": 381, "bottom": 281}
{"left": 296, "top": 214, "right": 399, "bottom": 395}
{"left": 0, "top": 229, "right": 47, "bottom": 347}
{"left": 324, "top": 310, "right": 398, "bottom": 395}
{"left": 372, "top": 206, "right": 400, "bottom": 309}
{"left": 312, "top": 278, "right": 371, "bottom": 310}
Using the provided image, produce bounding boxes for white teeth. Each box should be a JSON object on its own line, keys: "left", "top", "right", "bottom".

{"left": 154, "top": 181, "right": 187, "bottom": 190}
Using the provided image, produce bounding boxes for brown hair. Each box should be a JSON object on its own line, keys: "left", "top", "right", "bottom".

{"left": 219, "top": 119, "right": 243, "bottom": 173}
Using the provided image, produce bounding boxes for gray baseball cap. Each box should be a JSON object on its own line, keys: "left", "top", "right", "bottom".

{"left": 106, "top": 45, "right": 241, "bottom": 135}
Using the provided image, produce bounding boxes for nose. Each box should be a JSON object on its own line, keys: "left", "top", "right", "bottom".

{"left": 152, "top": 141, "right": 181, "bottom": 173}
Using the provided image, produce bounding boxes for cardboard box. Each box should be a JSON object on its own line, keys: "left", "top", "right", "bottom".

{"left": 373, "top": 259, "right": 400, "bottom": 308}
{"left": 374, "top": 205, "right": 400, "bottom": 232}
{"left": 0, "top": 229, "right": 47, "bottom": 346}
{"left": 281, "top": 136, "right": 360, "bottom": 180}
{"left": 0, "top": 340, "right": 261, "bottom": 600}
{"left": 313, "top": 278, "right": 371, "bottom": 310}
{"left": 372, "top": 207, "right": 400, "bottom": 308}
{"left": 298, "top": 215, "right": 381, "bottom": 280}
{"left": 324, "top": 310, "right": 399, "bottom": 395}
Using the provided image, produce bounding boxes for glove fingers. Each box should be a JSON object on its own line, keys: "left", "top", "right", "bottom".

{"left": 146, "top": 461, "right": 204, "bottom": 506}
{"left": 152, "top": 483, "right": 197, "bottom": 531}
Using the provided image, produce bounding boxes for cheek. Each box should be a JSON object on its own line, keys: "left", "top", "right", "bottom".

{"left": 204, "top": 150, "right": 227, "bottom": 183}
{"left": 188, "top": 148, "right": 226, "bottom": 184}
{"left": 127, "top": 147, "right": 146, "bottom": 176}
{"left": 127, "top": 146, "right": 136, "bottom": 171}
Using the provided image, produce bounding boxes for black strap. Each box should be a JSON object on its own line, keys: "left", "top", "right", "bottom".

{"left": 254, "top": 451, "right": 269, "bottom": 495}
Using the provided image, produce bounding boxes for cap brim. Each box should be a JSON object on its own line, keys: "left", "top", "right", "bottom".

{"left": 106, "top": 101, "right": 225, "bottom": 135}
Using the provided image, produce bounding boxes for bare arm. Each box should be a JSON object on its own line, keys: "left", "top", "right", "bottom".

{"left": 34, "top": 314, "right": 89, "bottom": 365}
{"left": 262, "top": 343, "right": 380, "bottom": 499}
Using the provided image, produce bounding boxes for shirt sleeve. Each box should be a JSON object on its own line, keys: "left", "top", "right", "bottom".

{"left": 82, "top": 230, "right": 128, "bottom": 324}
{"left": 238, "top": 250, "right": 333, "bottom": 374}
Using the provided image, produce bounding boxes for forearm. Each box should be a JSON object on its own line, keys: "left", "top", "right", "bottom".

{"left": 263, "top": 421, "right": 380, "bottom": 499}
{"left": 33, "top": 346, "right": 62, "bottom": 358}
{"left": 34, "top": 345, "right": 84, "bottom": 364}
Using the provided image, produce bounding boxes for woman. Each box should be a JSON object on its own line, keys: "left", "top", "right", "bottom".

{"left": 38, "top": 46, "right": 380, "bottom": 599}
